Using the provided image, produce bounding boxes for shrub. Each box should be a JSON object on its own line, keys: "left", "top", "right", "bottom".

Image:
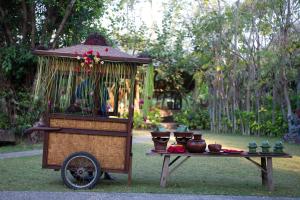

{"left": 147, "top": 107, "right": 162, "bottom": 127}
{"left": 0, "top": 89, "right": 44, "bottom": 135}
{"left": 14, "top": 90, "right": 44, "bottom": 135}
{"left": 134, "top": 107, "right": 162, "bottom": 129}
{"left": 0, "top": 112, "right": 10, "bottom": 129}
{"left": 236, "top": 109, "right": 288, "bottom": 137}
{"left": 174, "top": 107, "right": 210, "bottom": 130}
{"left": 133, "top": 112, "right": 147, "bottom": 129}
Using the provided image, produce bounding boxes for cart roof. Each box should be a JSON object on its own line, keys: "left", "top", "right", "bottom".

{"left": 33, "top": 44, "right": 151, "bottom": 64}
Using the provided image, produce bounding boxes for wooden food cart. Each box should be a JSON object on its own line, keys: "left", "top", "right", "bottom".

{"left": 27, "top": 34, "right": 151, "bottom": 189}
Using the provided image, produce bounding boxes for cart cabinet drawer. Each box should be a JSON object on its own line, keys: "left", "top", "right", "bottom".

{"left": 50, "top": 118, "right": 128, "bottom": 132}
{"left": 47, "top": 132, "right": 126, "bottom": 170}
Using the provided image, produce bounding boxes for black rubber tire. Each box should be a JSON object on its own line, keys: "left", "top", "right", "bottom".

{"left": 61, "top": 152, "right": 101, "bottom": 190}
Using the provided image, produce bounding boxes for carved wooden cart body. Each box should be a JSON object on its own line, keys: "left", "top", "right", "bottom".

{"left": 28, "top": 35, "right": 151, "bottom": 189}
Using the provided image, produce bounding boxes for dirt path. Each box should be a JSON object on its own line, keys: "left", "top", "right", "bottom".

{"left": 0, "top": 149, "right": 42, "bottom": 159}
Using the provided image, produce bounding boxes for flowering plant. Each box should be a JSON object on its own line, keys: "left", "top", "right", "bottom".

{"left": 77, "top": 49, "right": 107, "bottom": 68}
{"left": 139, "top": 99, "right": 144, "bottom": 105}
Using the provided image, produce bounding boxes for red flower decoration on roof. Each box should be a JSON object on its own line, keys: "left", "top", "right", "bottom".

{"left": 76, "top": 50, "right": 104, "bottom": 68}
{"left": 86, "top": 49, "right": 93, "bottom": 55}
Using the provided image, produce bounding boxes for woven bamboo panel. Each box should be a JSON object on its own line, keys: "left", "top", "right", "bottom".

{"left": 50, "top": 118, "right": 127, "bottom": 132}
{"left": 47, "top": 132, "right": 126, "bottom": 170}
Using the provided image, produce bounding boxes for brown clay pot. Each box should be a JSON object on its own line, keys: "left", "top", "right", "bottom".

{"left": 186, "top": 134, "right": 206, "bottom": 153}
{"left": 151, "top": 132, "right": 170, "bottom": 152}
{"left": 208, "top": 144, "right": 222, "bottom": 152}
{"left": 174, "top": 132, "right": 193, "bottom": 148}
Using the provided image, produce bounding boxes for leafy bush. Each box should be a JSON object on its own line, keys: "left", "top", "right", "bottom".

{"left": 174, "top": 107, "right": 210, "bottom": 130}
{"left": 134, "top": 107, "right": 162, "bottom": 129}
{"left": 133, "top": 112, "right": 147, "bottom": 129}
{"left": 0, "top": 112, "right": 10, "bottom": 129}
{"left": 147, "top": 107, "right": 162, "bottom": 126}
{"left": 0, "top": 89, "right": 44, "bottom": 135}
{"left": 236, "top": 109, "right": 287, "bottom": 137}
{"left": 14, "top": 90, "right": 44, "bottom": 135}
{"left": 0, "top": 46, "right": 35, "bottom": 83}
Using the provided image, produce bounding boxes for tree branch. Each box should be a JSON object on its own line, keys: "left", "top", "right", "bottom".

{"left": 51, "top": 0, "right": 76, "bottom": 48}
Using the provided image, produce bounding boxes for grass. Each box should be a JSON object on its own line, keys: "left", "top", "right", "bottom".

{"left": 132, "top": 129, "right": 153, "bottom": 136}
{"left": 0, "top": 131, "right": 299, "bottom": 197}
{"left": 0, "top": 142, "right": 42, "bottom": 153}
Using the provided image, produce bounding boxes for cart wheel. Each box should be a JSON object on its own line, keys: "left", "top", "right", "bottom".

{"left": 61, "top": 152, "right": 101, "bottom": 190}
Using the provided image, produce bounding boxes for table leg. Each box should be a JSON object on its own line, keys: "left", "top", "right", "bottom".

{"left": 127, "top": 154, "right": 132, "bottom": 186}
{"left": 261, "top": 157, "right": 267, "bottom": 186}
{"left": 266, "top": 157, "right": 274, "bottom": 191}
{"left": 160, "top": 155, "right": 170, "bottom": 187}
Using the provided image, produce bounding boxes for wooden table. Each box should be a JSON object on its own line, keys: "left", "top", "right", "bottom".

{"left": 146, "top": 151, "right": 292, "bottom": 191}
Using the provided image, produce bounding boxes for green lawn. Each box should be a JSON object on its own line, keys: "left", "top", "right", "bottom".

{"left": 0, "top": 142, "right": 42, "bottom": 153}
{"left": 0, "top": 131, "right": 299, "bottom": 197}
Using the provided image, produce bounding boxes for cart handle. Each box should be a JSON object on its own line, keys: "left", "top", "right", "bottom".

{"left": 24, "top": 127, "right": 62, "bottom": 135}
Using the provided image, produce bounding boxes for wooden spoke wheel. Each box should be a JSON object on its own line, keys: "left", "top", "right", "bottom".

{"left": 61, "top": 152, "right": 101, "bottom": 189}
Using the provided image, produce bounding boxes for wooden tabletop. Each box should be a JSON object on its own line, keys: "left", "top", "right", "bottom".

{"left": 146, "top": 150, "right": 292, "bottom": 158}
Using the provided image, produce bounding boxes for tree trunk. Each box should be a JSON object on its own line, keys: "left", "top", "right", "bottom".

{"left": 282, "top": 70, "right": 292, "bottom": 115}
{"left": 245, "top": 77, "right": 251, "bottom": 135}
{"left": 212, "top": 88, "right": 216, "bottom": 132}
{"left": 0, "top": 6, "right": 13, "bottom": 45}
{"left": 209, "top": 84, "right": 215, "bottom": 132}
{"left": 218, "top": 96, "right": 222, "bottom": 133}
{"left": 21, "top": 0, "right": 28, "bottom": 43}
{"left": 134, "top": 80, "right": 140, "bottom": 113}
{"left": 232, "top": 0, "right": 240, "bottom": 133}
{"left": 280, "top": 0, "right": 292, "bottom": 132}
{"left": 272, "top": 77, "right": 276, "bottom": 124}
{"left": 297, "top": 69, "right": 300, "bottom": 109}
{"left": 30, "top": 2, "right": 36, "bottom": 49}
{"left": 255, "top": 89, "right": 260, "bottom": 136}
{"left": 255, "top": 26, "right": 261, "bottom": 136}
{"left": 225, "top": 91, "right": 230, "bottom": 132}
